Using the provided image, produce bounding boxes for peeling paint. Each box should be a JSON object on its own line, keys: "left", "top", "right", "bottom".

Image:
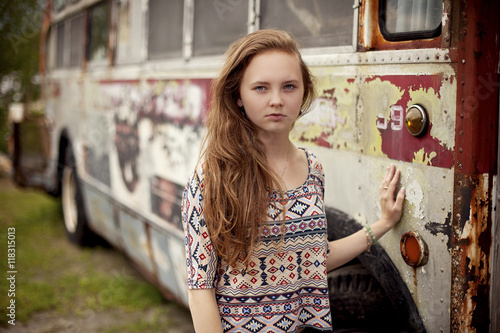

{"left": 412, "top": 148, "right": 437, "bottom": 165}
{"left": 292, "top": 72, "right": 456, "bottom": 169}
{"left": 405, "top": 179, "right": 425, "bottom": 220}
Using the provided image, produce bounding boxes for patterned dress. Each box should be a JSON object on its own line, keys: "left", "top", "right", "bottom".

{"left": 182, "top": 148, "right": 332, "bottom": 332}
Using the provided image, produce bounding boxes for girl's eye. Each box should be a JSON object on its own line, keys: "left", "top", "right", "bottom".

{"left": 284, "top": 84, "right": 295, "bottom": 90}
{"left": 254, "top": 86, "right": 265, "bottom": 91}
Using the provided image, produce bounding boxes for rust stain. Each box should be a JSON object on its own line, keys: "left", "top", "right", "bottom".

{"left": 451, "top": 174, "right": 492, "bottom": 332}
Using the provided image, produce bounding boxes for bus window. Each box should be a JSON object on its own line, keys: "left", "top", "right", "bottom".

{"left": 87, "top": 1, "right": 110, "bottom": 64}
{"left": 260, "top": 0, "right": 354, "bottom": 48}
{"left": 56, "top": 22, "right": 65, "bottom": 68}
{"left": 379, "top": 0, "right": 442, "bottom": 41}
{"left": 148, "top": 0, "right": 184, "bottom": 59}
{"left": 69, "top": 15, "right": 84, "bottom": 67}
{"left": 193, "top": 0, "right": 248, "bottom": 56}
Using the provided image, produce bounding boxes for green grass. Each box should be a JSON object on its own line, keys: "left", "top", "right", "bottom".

{"left": 0, "top": 178, "right": 193, "bottom": 332}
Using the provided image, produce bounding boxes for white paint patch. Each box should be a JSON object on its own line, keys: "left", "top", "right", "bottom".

{"left": 405, "top": 179, "right": 425, "bottom": 220}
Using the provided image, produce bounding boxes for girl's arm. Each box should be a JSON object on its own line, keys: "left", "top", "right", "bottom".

{"left": 326, "top": 165, "right": 405, "bottom": 271}
{"left": 188, "top": 288, "right": 223, "bottom": 333}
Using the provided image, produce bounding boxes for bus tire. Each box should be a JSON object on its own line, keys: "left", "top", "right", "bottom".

{"left": 61, "top": 145, "right": 96, "bottom": 246}
{"left": 327, "top": 263, "right": 401, "bottom": 332}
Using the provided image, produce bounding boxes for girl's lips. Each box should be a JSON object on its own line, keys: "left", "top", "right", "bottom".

{"left": 266, "top": 113, "right": 286, "bottom": 121}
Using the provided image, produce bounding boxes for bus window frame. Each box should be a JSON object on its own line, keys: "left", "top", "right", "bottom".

{"left": 378, "top": 0, "right": 442, "bottom": 42}
{"left": 147, "top": 0, "right": 184, "bottom": 60}
{"left": 85, "top": 0, "right": 111, "bottom": 68}
{"left": 358, "top": 0, "right": 443, "bottom": 51}
{"left": 181, "top": 0, "right": 359, "bottom": 62}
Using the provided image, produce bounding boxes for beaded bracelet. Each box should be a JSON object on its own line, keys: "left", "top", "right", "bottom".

{"left": 363, "top": 227, "right": 372, "bottom": 252}
{"left": 365, "top": 224, "right": 379, "bottom": 246}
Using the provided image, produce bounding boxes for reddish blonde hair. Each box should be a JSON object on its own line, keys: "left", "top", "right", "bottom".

{"left": 201, "top": 29, "right": 316, "bottom": 266}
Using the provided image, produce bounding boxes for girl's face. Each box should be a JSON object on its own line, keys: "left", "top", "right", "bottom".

{"left": 237, "top": 50, "right": 304, "bottom": 139}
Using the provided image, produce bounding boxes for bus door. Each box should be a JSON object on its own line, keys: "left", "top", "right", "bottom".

{"left": 8, "top": 102, "right": 54, "bottom": 193}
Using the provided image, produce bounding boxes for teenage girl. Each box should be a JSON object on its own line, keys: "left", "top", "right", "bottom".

{"left": 182, "top": 29, "right": 405, "bottom": 333}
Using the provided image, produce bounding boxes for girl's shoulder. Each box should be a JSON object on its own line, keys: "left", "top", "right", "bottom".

{"left": 186, "top": 161, "right": 206, "bottom": 194}
{"left": 300, "top": 147, "right": 325, "bottom": 180}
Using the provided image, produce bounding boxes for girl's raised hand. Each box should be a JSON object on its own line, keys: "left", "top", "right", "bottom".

{"left": 379, "top": 165, "right": 405, "bottom": 228}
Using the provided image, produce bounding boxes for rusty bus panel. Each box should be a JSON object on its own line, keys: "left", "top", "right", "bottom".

{"left": 451, "top": 0, "right": 500, "bottom": 331}
{"left": 451, "top": 173, "right": 493, "bottom": 332}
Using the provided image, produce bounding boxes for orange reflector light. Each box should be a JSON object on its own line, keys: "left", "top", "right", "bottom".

{"left": 405, "top": 104, "right": 428, "bottom": 137}
{"left": 400, "top": 231, "right": 429, "bottom": 267}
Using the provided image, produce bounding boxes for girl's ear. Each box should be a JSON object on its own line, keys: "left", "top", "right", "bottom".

{"left": 237, "top": 99, "right": 243, "bottom": 107}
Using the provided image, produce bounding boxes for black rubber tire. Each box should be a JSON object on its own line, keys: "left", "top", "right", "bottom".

{"left": 328, "top": 263, "right": 402, "bottom": 332}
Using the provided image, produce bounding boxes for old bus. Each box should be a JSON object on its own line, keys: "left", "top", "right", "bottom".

{"left": 9, "top": 0, "right": 500, "bottom": 331}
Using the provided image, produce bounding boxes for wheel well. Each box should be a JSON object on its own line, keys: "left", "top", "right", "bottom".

{"left": 54, "top": 130, "right": 70, "bottom": 197}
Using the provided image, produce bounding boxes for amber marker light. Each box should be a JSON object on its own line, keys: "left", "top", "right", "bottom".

{"left": 400, "top": 231, "right": 429, "bottom": 267}
{"left": 405, "top": 104, "right": 428, "bottom": 137}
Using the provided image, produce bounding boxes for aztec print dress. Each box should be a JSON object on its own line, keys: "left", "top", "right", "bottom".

{"left": 182, "top": 148, "right": 333, "bottom": 332}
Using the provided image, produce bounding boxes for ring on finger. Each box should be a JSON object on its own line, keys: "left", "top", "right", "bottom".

{"left": 383, "top": 186, "right": 389, "bottom": 189}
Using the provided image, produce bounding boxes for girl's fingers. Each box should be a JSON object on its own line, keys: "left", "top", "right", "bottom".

{"left": 381, "top": 165, "right": 398, "bottom": 193}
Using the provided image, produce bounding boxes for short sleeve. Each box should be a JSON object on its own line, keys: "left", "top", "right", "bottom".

{"left": 308, "top": 150, "right": 326, "bottom": 199}
{"left": 305, "top": 149, "right": 329, "bottom": 256}
{"left": 181, "top": 165, "right": 219, "bottom": 289}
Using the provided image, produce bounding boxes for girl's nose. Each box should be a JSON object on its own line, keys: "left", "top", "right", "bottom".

{"left": 269, "top": 91, "right": 284, "bottom": 107}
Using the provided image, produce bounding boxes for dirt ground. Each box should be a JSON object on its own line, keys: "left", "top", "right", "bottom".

{"left": 3, "top": 307, "right": 194, "bottom": 333}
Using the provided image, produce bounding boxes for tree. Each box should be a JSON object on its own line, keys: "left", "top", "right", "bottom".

{"left": 0, "top": 0, "right": 44, "bottom": 153}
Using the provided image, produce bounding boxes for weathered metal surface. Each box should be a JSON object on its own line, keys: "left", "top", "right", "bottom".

{"left": 450, "top": 1, "right": 500, "bottom": 331}
{"left": 292, "top": 68, "right": 456, "bottom": 169}
{"left": 81, "top": 183, "right": 120, "bottom": 247}
{"left": 119, "top": 208, "right": 155, "bottom": 276}
{"left": 451, "top": 174, "right": 493, "bottom": 332}
{"left": 150, "top": 228, "right": 189, "bottom": 306}
{"left": 288, "top": 45, "right": 459, "bottom": 332}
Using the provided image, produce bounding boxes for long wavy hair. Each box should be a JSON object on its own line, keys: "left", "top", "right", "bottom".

{"left": 200, "top": 29, "right": 316, "bottom": 267}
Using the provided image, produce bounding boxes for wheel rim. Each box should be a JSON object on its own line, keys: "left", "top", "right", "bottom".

{"left": 62, "top": 165, "right": 78, "bottom": 233}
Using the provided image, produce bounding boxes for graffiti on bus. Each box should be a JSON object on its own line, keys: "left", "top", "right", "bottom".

{"left": 83, "top": 79, "right": 210, "bottom": 195}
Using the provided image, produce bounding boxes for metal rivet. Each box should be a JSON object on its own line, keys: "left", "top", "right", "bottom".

{"left": 441, "top": 206, "right": 445, "bottom": 210}
{"left": 462, "top": 59, "right": 466, "bottom": 64}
